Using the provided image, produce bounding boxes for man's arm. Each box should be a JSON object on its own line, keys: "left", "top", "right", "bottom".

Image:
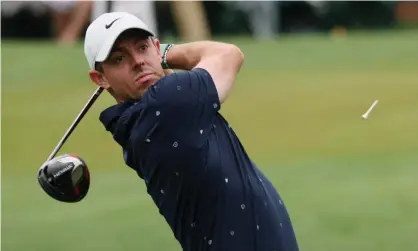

{"left": 163, "top": 41, "right": 245, "bottom": 104}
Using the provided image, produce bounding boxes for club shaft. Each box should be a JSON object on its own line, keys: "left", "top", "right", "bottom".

{"left": 46, "top": 87, "right": 104, "bottom": 162}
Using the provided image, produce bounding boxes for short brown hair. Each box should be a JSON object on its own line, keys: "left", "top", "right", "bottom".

{"left": 95, "top": 62, "right": 103, "bottom": 73}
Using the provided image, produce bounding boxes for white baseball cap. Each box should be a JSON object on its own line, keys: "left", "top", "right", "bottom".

{"left": 84, "top": 12, "right": 155, "bottom": 70}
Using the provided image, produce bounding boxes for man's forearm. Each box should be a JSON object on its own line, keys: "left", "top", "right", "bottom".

{"left": 160, "top": 41, "right": 244, "bottom": 103}
{"left": 162, "top": 41, "right": 237, "bottom": 71}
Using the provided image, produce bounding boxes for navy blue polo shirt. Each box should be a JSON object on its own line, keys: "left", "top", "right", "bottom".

{"left": 99, "top": 68, "right": 299, "bottom": 251}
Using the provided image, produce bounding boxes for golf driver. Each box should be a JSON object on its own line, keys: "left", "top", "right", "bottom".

{"left": 37, "top": 87, "right": 103, "bottom": 202}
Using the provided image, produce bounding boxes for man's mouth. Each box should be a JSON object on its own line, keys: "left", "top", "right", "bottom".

{"left": 135, "top": 73, "right": 153, "bottom": 84}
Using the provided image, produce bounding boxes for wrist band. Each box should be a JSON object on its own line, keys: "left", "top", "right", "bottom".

{"left": 160, "top": 44, "right": 173, "bottom": 69}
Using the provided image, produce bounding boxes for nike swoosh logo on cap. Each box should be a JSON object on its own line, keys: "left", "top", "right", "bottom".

{"left": 105, "top": 18, "right": 120, "bottom": 29}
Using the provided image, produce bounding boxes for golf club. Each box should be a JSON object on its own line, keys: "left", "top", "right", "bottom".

{"left": 43, "top": 86, "right": 104, "bottom": 164}
{"left": 37, "top": 87, "right": 102, "bottom": 202}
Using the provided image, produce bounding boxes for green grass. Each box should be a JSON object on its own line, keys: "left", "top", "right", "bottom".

{"left": 2, "top": 29, "right": 418, "bottom": 251}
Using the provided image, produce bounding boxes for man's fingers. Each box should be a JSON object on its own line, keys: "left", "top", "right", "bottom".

{"left": 163, "top": 69, "right": 175, "bottom": 75}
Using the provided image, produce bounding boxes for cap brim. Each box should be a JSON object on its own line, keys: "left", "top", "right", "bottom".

{"left": 95, "top": 24, "right": 155, "bottom": 63}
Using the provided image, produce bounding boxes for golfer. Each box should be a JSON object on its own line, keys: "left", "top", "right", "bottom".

{"left": 84, "top": 12, "right": 299, "bottom": 251}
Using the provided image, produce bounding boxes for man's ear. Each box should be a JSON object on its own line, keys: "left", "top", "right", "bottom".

{"left": 152, "top": 38, "right": 161, "bottom": 56}
{"left": 88, "top": 70, "right": 110, "bottom": 89}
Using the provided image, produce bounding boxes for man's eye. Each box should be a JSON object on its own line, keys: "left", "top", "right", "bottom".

{"left": 138, "top": 45, "right": 149, "bottom": 51}
{"left": 112, "top": 55, "right": 124, "bottom": 63}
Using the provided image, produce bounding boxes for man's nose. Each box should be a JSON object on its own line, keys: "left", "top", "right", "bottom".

{"left": 132, "top": 53, "right": 145, "bottom": 68}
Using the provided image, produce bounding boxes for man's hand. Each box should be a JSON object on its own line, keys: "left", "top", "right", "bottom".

{"left": 163, "top": 69, "right": 175, "bottom": 75}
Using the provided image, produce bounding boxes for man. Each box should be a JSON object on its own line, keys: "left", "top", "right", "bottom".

{"left": 84, "top": 12, "right": 299, "bottom": 251}
{"left": 44, "top": 0, "right": 92, "bottom": 45}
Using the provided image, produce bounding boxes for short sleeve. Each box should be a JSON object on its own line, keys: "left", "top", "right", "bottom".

{"left": 142, "top": 68, "right": 220, "bottom": 146}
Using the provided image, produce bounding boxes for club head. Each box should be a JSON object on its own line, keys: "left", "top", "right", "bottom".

{"left": 38, "top": 154, "right": 90, "bottom": 203}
